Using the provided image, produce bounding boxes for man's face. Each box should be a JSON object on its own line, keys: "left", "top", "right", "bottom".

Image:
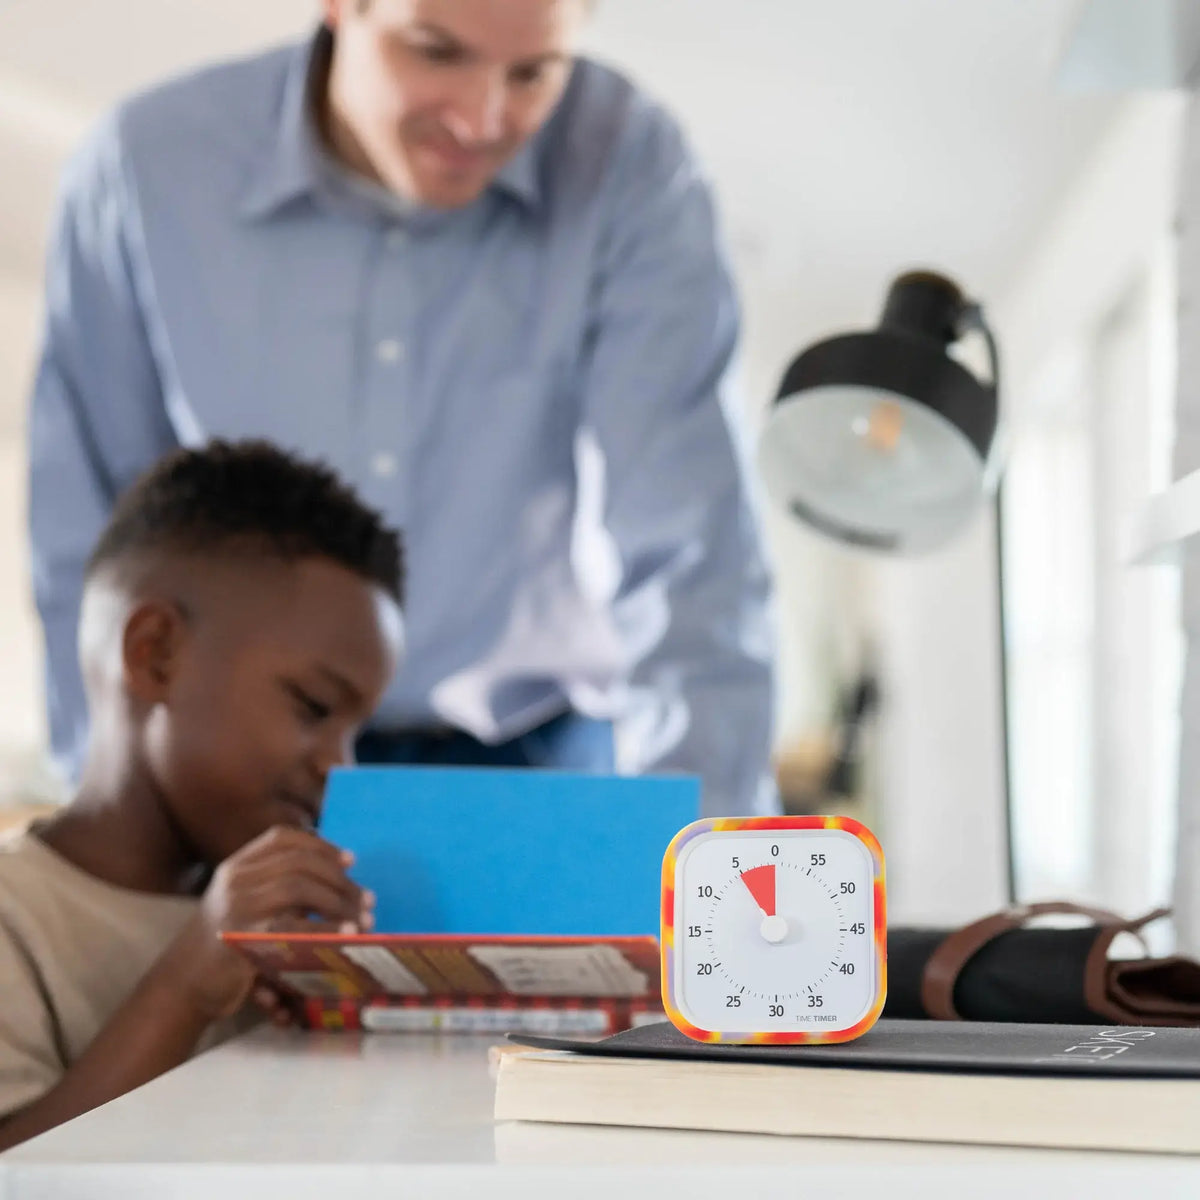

{"left": 143, "top": 557, "right": 402, "bottom": 866}
{"left": 321, "top": 0, "right": 587, "bottom": 208}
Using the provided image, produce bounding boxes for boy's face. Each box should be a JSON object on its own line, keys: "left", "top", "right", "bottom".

{"left": 133, "top": 557, "right": 402, "bottom": 866}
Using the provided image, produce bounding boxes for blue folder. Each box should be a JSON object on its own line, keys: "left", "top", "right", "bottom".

{"left": 319, "top": 767, "right": 700, "bottom": 936}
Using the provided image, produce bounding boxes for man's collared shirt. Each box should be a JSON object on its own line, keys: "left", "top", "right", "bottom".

{"left": 29, "top": 30, "right": 777, "bottom": 815}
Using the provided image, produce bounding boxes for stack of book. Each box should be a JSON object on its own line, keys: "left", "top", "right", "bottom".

{"left": 494, "top": 1018, "right": 1200, "bottom": 1153}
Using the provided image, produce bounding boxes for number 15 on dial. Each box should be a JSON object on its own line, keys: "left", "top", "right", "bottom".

{"left": 662, "top": 816, "right": 886, "bottom": 1044}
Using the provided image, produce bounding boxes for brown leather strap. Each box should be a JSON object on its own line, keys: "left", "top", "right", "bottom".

{"left": 920, "top": 901, "right": 1131, "bottom": 1020}
{"left": 1106, "top": 957, "right": 1200, "bottom": 1019}
{"left": 1082, "top": 906, "right": 1172, "bottom": 1020}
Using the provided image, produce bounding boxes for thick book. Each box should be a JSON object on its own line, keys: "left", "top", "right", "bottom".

{"left": 494, "top": 1018, "right": 1200, "bottom": 1153}
{"left": 224, "top": 931, "right": 664, "bottom": 1034}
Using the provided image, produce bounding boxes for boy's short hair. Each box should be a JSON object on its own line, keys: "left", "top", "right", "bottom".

{"left": 87, "top": 440, "right": 404, "bottom": 604}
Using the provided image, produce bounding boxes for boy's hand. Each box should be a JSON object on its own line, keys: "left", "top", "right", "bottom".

{"left": 253, "top": 984, "right": 298, "bottom": 1028}
{"left": 155, "top": 826, "right": 374, "bottom": 1021}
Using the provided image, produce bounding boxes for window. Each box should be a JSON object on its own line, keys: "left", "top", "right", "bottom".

{"left": 1006, "top": 239, "right": 1181, "bottom": 917}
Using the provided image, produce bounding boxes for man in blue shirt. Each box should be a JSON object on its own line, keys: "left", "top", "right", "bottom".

{"left": 29, "top": 0, "right": 777, "bottom": 816}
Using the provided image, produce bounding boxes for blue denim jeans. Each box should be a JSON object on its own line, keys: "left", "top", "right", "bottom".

{"left": 355, "top": 710, "right": 615, "bottom": 772}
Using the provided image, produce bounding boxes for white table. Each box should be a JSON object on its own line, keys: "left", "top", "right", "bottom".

{"left": 2, "top": 1026, "right": 1200, "bottom": 1199}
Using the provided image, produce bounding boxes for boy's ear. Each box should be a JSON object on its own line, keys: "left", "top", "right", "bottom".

{"left": 121, "top": 601, "right": 188, "bottom": 703}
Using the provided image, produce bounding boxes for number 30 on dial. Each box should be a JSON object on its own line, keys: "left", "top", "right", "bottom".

{"left": 661, "top": 816, "right": 886, "bottom": 1044}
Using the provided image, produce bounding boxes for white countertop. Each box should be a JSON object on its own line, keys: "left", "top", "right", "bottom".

{"left": 3, "top": 1025, "right": 1200, "bottom": 1198}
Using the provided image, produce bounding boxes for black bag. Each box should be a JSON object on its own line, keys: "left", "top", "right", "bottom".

{"left": 884, "top": 902, "right": 1200, "bottom": 1025}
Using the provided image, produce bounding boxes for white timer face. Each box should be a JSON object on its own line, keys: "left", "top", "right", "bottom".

{"left": 669, "top": 827, "right": 883, "bottom": 1040}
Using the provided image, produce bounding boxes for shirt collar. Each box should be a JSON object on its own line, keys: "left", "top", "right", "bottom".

{"left": 240, "top": 30, "right": 329, "bottom": 220}
{"left": 491, "top": 135, "right": 542, "bottom": 211}
{"left": 242, "top": 26, "right": 546, "bottom": 222}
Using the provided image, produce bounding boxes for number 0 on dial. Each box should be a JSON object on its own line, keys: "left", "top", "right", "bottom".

{"left": 662, "top": 816, "right": 886, "bottom": 1044}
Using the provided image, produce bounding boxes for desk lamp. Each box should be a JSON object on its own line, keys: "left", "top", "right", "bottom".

{"left": 758, "top": 270, "right": 1016, "bottom": 900}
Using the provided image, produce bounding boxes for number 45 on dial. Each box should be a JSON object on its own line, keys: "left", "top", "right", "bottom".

{"left": 661, "top": 815, "right": 886, "bottom": 1044}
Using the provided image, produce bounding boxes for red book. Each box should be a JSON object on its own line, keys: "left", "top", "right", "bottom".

{"left": 223, "top": 931, "right": 664, "bottom": 1035}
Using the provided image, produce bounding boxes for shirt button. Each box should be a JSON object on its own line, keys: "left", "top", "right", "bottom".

{"left": 376, "top": 339, "right": 404, "bottom": 364}
{"left": 371, "top": 452, "right": 398, "bottom": 478}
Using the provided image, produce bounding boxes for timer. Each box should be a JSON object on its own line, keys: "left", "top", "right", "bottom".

{"left": 662, "top": 816, "right": 886, "bottom": 1044}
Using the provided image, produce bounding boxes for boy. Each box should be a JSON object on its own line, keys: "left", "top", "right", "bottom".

{"left": 0, "top": 441, "right": 404, "bottom": 1150}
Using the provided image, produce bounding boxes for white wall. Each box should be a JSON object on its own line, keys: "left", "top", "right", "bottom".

{"left": 1169, "top": 92, "right": 1200, "bottom": 954}
{"left": 995, "top": 97, "right": 1185, "bottom": 396}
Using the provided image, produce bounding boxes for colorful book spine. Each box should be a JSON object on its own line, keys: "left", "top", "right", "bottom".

{"left": 300, "top": 995, "right": 664, "bottom": 1035}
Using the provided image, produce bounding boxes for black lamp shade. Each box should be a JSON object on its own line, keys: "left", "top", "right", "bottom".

{"left": 759, "top": 272, "right": 999, "bottom": 554}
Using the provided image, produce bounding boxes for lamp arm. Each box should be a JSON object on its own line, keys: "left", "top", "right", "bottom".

{"left": 957, "top": 300, "right": 1017, "bottom": 903}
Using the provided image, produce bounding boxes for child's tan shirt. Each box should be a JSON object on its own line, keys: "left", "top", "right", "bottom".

{"left": 0, "top": 825, "right": 219, "bottom": 1121}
